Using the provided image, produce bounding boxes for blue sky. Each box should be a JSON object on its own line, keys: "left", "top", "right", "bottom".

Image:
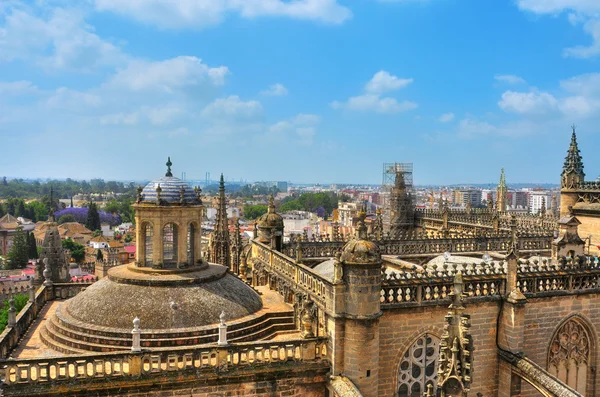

{"left": 1, "top": 0, "right": 600, "bottom": 185}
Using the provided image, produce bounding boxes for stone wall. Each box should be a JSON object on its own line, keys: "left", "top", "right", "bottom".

{"left": 378, "top": 299, "right": 501, "bottom": 397}
{"left": 571, "top": 213, "right": 600, "bottom": 256}
{"left": 378, "top": 293, "right": 600, "bottom": 397}
{"left": 520, "top": 293, "right": 600, "bottom": 397}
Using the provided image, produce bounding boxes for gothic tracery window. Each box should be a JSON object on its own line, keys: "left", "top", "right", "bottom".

{"left": 144, "top": 224, "right": 153, "bottom": 266}
{"left": 163, "top": 223, "right": 178, "bottom": 265}
{"left": 548, "top": 318, "right": 592, "bottom": 394}
{"left": 398, "top": 333, "right": 440, "bottom": 397}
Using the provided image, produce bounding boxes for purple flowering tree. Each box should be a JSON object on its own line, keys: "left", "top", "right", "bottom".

{"left": 55, "top": 208, "right": 121, "bottom": 227}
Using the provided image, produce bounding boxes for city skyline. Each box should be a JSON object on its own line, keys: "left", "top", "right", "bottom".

{"left": 2, "top": 1, "right": 600, "bottom": 184}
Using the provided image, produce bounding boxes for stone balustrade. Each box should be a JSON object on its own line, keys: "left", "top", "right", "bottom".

{"left": 254, "top": 242, "right": 333, "bottom": 308}
{"left": 283, "top": 233, "right": 552, "bottom": 260}
{"left": 2, "top": 338, "right": 328, "bottom": 386}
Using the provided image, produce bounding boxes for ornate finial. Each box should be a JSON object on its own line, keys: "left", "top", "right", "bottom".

{"left": 562, "top": 125, "right": 585, "bottom": 187}
{"left": 136, "top": 186, "right": 143, "bottom": 203}
{"left": 133, "top": 316, "right": 140, "bottom": 329}
{"left": 179, "top": 185, "right": 186, "bottom": 205}
{"left": 43, "top": 257, "right": 53, "bottom": 286}
{"left": 219, "top": 311, "right": 226, "bottom": 326}
{"left": 356, "top": 210, "right": 367, "bottom": 240}
{"left": 571, "top": 123, "right": 577, "bottom": 134}
{"left": 155, "top": 184, "right": 162, "bottom": 205}
{"left": 268, "top": 194, "right": 275, "bottom": 213}
{"left": 165, "top": 157, "right": 173, "bottom": 177}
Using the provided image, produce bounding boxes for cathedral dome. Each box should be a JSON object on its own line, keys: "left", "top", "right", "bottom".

{"left": 60, "top": 263, "right": 262, "bottom": 330}
{"left": 340, "top": 239, "right": 381, "bottom": 265}
{"left": 140, "top": 157, "right": 201, "bottom": 205}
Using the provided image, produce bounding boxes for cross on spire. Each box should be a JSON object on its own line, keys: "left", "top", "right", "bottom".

{"left": 165, "top": 157, "right": 173, "bottom": 177}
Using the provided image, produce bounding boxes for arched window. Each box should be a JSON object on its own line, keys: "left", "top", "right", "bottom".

{"left": 187, "top": 223, "right": 195, "bottom": 265}
{"left": 144, "top": 224, "right": 153, "bottom": 266}
{"left": 398, "top": 333, "right": 440, "bottom": 397}
{"left": 548, "top": 318, "right": 592, "bottom": 394}
{"left": 163, "top": 223, "right": 178, "bottom": 265}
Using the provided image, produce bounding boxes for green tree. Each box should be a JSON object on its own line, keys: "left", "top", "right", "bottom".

{"left": 27, "top": 232, "right": 38, "bottom": 260}
{"left": 0, "top": 294, "right": 28, "bottom": 333}
{"left": 244, "top": 205, "right": 268, "bottom": 220}
{"left": 103, "top": 199, "right": 120, "bottom": 214}
{"left": 62, "top": 238, "right": 85, "bottom": 263}
{"left": 86, "top": 202, "right": 101, "bottom": 231}
{"left": 58, "top": 214, "right": 76, "bottom": 224}
{"left": 27, "top": 201, "right": 49, "bottom": 222}
{"left": 279, "top": 200, "right": 303, "bottom": 212}
{"left": 7, "top": 227, "right": 29, "bottom": 269}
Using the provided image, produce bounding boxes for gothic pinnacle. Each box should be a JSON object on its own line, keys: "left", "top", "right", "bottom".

{"left": 165, "top": 157, "right": 173, "bottom": 177}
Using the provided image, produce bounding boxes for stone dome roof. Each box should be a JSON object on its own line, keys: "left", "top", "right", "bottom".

{"left": 257, "top": 196, "right": 283, "bottom": 229}
{"left": 340, "top": 239, "right": 381, "bottom": 265}
{"left": 63, "top": 263, "right": 262, "bottom": 330}
{"left": 140, "top": 157, "right": 201, "bottom": 205}
{"left": 141, "top": 176, "right": 200, "bottom": 205}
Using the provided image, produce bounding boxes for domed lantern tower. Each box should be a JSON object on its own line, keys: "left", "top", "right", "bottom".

{"left": 134, "top": 158, "right": 205, "bottom": 268}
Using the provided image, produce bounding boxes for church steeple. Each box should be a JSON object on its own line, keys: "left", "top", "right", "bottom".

{"left": 496, "top": 168, "right": 508, "bottom": 212}
{"left": 210, "top": 174, "right": 230, "bottom": 267}
{"left": 562, "top": 126, "right": 585, "bottom": 189}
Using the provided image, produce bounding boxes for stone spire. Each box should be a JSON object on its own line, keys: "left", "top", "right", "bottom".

{"left": 165, "top": 157, "right": 173, "bottom": 177}
{"left": 562, "top": 126, "right": 585, "bottom": 189}
{"left": 210, "top": 174, "right": 230, "bottom": 267}
{"left": 389, "top": 170, "right": 414, "bottom": 238}
{"left": 437, "top": 272, "right": 473, "bottom": 397}
{"left": 496, "top": 168, "right": 507, "bottom": 212}
{"left": 36, "top": 216, "right": 69, "bottom": 285}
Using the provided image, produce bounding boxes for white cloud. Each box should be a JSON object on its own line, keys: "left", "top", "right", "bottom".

{"left": 563, "top": 19, "right": 600, "bottom": 58}
{"left": 516, "top": 0, "right": 600, "bottom": 58}
{"left": 260, "top": 83, "right": 288, "bottom": 96}
{"left": 560, "top": 73, "right": 600, "bottom": 96}
{"left": 439, "top": 112, "right": 455, "bottom": 123}
{"left": 516, "top": 0, "right": 600, "bottom": 14}
{"left": 200, "top": 96, "right": 263, "bottom": 120}
{"left": 494, "top": 74, "right": 526, "bottom": 85}
{"left": 498, "top": 91, "right": 558, "bottom": 115}
{"left": 0, "top": 5, "right": 126, "bottom": 71}
{"left": 365, "top": 71, "right": 413, "bottom": 94}
{"left": 333, "top": 71, "right": 416, "bottom": 114}
{"left": 94, "top": 0, "right": 352, "bottom": 29}
{"left": 47, "top": 87, "right": 102, "bottom": 108}
{"left": 266, "top": 113, "right": 320, "bottom": 146}
{"left": 108, "top": 56, "right": 229, "bottom": 93}
{"left": 0, "top": 81, "right": 40, "bottom": 96}
{"left": 332, "top": 94, "right": 417, "bottom": 114}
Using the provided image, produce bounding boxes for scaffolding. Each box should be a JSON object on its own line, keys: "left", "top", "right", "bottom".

{"left": 382, "top": 163, "right": 413, "bottom": 188}
{"left": 382, "top": 163, "right": 415, "bottom": 233}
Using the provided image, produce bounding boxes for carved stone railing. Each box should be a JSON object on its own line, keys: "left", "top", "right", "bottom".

{"left": 253, "top": 242, "right": 334, "bottom": 308}
{"left": 517, "top": 256, "right": 600, "bottom": 295}
{"left": 579, "top": 181, "right": 600, "bottom": 191}
{"left": 283, "top": 234, "right": 552, "bottom": 260}
{"left": 53, "top": 281, "right": 93, "bottom": 300}
{"left": 381, "top": 261, "right": 506, "bottom": 306}
{"left": 2, "top": 338, "right": 328, "bottom": 387}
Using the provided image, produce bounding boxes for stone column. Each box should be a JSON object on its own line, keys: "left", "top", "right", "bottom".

{"left": 218, "top": 311, "right": 228, "bottom": 346}
{"left": 152, "top": 221, "right": 163, "bottom": 266}
{"left": 131, "top": 317, "right": 141, "bottom": 352}
{"left": 177, "top": 223, "right": 188, "bottom": 267}
{"left": 7, "top": 298, "right": 16, "bottom": 327}
{"left": 135, "top": 220, "right": 143, "bottom": 266}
